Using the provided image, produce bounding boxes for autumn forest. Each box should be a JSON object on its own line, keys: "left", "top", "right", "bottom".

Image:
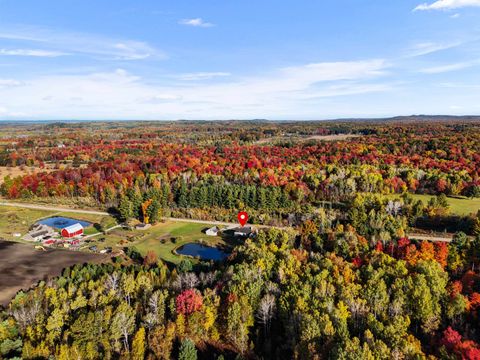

{"left": 1, "top": 118, "right": 480, "bottom": 360}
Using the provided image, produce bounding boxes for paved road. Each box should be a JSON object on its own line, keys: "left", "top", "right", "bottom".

{"left": 0, "top": 201, "right": 453, "bottom": 241}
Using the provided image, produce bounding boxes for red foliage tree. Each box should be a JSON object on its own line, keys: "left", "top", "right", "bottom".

{"left": 441, "top": 327, "right": 462, "bottom": 351}
{"left": 440, "top": 327, "right": 480, "bottom": 360}
{"left": 176, "top": 289, "right": 203, "bottom": 315}
{"left": 434, "top": 242, "right": 449, "bottom": 269}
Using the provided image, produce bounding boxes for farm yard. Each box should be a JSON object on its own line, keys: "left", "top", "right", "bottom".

{"left": 129, "top": 221, "right": 228, "bottom": 264}
{"left": 0, "top": 205, "right": 116, "bottom": 241}
{"left": 0, "top": 203, "right": 234, "bottom": 305}
{"left": 0, "top": 203, "right": 231, "bottom": 265}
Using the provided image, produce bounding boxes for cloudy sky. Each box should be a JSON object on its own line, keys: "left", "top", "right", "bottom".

{"left": 0, "top": 0, "right": 480, "bottom": 120}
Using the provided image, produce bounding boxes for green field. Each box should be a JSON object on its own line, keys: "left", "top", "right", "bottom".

{"left": 86, "top": 220, "right": 227, "bottom": 264}
{"left": 0, "top": 206, "right": 117, "bottom": 241}
{"left": 0, "top": 205, "right": 226, "bottom": 264}
{"left": 384, "top": 194, "right": 480, "bottom": 216}
{"left": 129, "top": 221, "right": 226, "bottom": 264}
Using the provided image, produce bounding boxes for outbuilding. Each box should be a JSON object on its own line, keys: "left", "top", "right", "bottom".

{"left": 205, "top": 226, "right": 219, "bottom": 236}
{"left": 61, "top": 223, "right": 84, "bottom": 238}
{"left": 233, "top": 226, "right": 254, "bottom": 238}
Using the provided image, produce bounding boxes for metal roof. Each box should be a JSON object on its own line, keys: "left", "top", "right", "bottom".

{"left": 63, "top": 223, "right": 84, "bottom": 233}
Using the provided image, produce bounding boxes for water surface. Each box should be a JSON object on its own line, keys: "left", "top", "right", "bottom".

{"left": 176, "top": 243, "right": 229, "bottom": 261}
{"left": 38, "top": 216, "right": 91, "bottom": 229}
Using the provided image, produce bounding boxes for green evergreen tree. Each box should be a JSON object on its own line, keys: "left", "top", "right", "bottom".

{"left": 178, "top": 338, "right": 197, "bottom": 360}
{"left": 118, "top": 197, "right": 134, "bottom": 222}
{"left": 177, "top": 180, "right": 188, "bottom": 208}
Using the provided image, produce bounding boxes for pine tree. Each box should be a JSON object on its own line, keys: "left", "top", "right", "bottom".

{"left": 178, "top": 338, "right": 197, "bottom": 360}
{"left": 118, "top": 196, "right": 134, "bottom": 222}
{"left": 177, "top": 180, "right": 188, "bottom": 208}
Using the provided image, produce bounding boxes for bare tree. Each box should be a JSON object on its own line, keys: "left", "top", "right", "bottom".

{"left": 105, "top": 272, "right": 119, "bottom": 292}
{"left": 386, "top": 200, "right": 402, "bottom": 216}
{"left": 170, "top": 275, "right": 183, "bottom": 291}
{"left": 148, "top": 291, "right": 161, "bottom": 315}
{"left": 257, "top": 294, "right": 276, "bottom": 334}
{"left": 9, "top": 298, "right": 41, "bottom": 331}
{"left": 199, "top": 271, "right": 217, "bottom": 287}
{"left": 181, "top": 273, "right": 199, "bottom": 289}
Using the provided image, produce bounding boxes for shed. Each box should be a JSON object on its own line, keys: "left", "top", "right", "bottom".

{"left": 135, "top": 223, "right": 152, "bottom": 230}
{"left": 205, "top": 226, "right": 219, "bottom": 236}
{"left": 61, "top": 223, "right": 84, "bottom": 238}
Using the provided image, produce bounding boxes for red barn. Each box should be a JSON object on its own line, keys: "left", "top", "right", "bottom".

{"left": 61, "top": 223, "right": 84, "bottom": 238}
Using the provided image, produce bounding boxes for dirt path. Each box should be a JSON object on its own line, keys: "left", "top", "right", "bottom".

{"left": 0, "top": 201, "right": 280, "bottom": 228}
{"left": 0, "top": 201, "right": 109, "bottom": 215}
{"left": 407, "top": 233, "right": 453, "bottom": 242}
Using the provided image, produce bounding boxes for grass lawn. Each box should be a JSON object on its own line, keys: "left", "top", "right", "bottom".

{"left": 384, "top": 194, "right": 480, "bottom": 216}
{"left": 130, "top": 221, "right": 226, "bottom": 264}
{"left": 0, "top": 207, "right": 55, "bottom": 241}
{"left": 0, "top": 204, "right": 225, "bottom": 264}
{"left": 0, "top": 205, "right": 117, "bottom": 241}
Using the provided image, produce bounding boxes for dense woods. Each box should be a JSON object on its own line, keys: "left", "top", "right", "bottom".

{"left": 1, "top": 224, "right": 480, "bottom": 359}
{"left": 1, "top": 120, "right": 479, "bottom": 227}
{"left": 1, "top": 119, "right": 480, "bottom": 359}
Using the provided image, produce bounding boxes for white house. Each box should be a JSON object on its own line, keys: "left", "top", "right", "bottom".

{"left": 206, "top": 226, "right": 219, "bottom": 236}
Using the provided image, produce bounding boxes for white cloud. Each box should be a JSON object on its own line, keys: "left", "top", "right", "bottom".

{"left": 141, "top": 94, "right": 183, "bottom": 103}
{"left": 414, "top": 0, "right": 480, "bottom": 11}
{"left": 298, "top": 83, "right": 395, "bottom": 99}
{"left": 179, "top": 18, "right": 214, "bottom": 27}
{"left": 0, "top": 79, "right": 24, "bottom": 87}
{"left": 0, "top": 106, "right": 26, "bottom": 117}
{"left": 408, "top": 41, "right": 464, "bottom": 57}
{"left": 0, "top": 59, "right": 390, "bottom": 119}
{"left": 419, "top": 61, "right": 476, "bottom": 73}
{"left": 178, "top": 72, "right": 231, "bottom": 81}
{"left": 0, "top": 26, "right": 164, "bottom": 60}
{"left": 0, "top": 48, "right": 67, "bottom": 57}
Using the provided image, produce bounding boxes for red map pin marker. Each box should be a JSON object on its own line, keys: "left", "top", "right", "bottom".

{"left": 237, "top": 211, "right": 248, "bottom": 227}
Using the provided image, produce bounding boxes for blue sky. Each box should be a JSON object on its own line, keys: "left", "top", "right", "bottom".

{"left": 0, "top": 0, "right": 479, "bottom": 120}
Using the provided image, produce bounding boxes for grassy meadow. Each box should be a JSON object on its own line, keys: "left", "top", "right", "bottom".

{"left": 384, "top": 193, "right": 480, "bottom": 216}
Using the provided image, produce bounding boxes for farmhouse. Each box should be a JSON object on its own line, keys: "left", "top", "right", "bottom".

{"left": 61, "top": 223, "right": 84, "bottom": 238}
{"left": 233, "top": 226, "right": 255, "bottom": 238}
{"left": 23, "top": 224, "right": 57, "bottom": 242}
{"left": 205, "top": 226, "right": 219, "bottom": 236}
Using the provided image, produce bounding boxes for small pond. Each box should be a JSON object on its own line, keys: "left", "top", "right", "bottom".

{"left": 38, "top": 216, "right": 91, "bottom": 229}
{"left": 176, "top": 243, "right": 229, "bottom": 261}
